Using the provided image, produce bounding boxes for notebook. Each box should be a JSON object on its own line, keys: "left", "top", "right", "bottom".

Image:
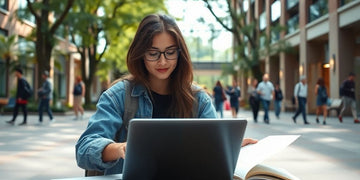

{"left": 122, "top": 118, "right": 247, "bottom": 180}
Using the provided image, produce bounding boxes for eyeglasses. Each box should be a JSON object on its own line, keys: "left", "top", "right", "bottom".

{"left": 145, "top": 48, "right": 180, "bottom": 61}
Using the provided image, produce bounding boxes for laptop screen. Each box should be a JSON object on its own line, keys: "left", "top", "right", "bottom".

{"left": 122, "top": 118, "right": 247, "bottom": 180}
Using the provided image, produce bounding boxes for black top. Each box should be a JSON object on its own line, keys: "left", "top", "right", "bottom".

{"left": 151, "top": 91, "right": 173, "bottom": 118}
{"left": 340, "top": 79, "right": 355, "bottom": 99}
{"left": 275, "top": 88, "right": 283, "bottom": 101}
{"left": 16, "top": 78, "right": 28, "bottom": 99}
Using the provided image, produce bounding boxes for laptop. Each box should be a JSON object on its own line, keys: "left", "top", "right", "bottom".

{"left": 122, "top": 118, "right": 247, "bottom": 180}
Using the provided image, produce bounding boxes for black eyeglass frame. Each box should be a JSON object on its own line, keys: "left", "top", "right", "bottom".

{"left": 144, "top": 48, "right": 181, "bottom": 61}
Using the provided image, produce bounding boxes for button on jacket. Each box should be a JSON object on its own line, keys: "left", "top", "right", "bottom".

{"left": 76, "top": 80, "right": 217, "bottom": 175}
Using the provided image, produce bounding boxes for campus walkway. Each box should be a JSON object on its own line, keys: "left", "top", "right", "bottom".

{"left": 0, "top": 109, "right": 359, "bottom": 180}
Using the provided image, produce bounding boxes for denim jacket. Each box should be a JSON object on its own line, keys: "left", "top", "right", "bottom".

{"left": 38, "top": 78, "right": 53, "bottom": 99}
{"left": 76, "top": 81, "right": 217, "bottom": 175}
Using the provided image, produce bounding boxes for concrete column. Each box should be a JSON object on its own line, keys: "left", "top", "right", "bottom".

{"left": 299, "top": 0, "right": 309, "bottom": 77}
{"left": 279, "top": 0, "right": 287, "bottom": 111}
{"left": 328, "top": 0, "right": 340, "bottom": 98}
{"left": 265, "top": 0, "right": 271, "bottom": 74}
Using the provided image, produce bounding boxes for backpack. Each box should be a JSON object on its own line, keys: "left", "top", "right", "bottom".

{"left": 236, "top": 88, "right": 241, "bottom": 98}
{"left": 319, "top": 87, "right": 328, "bottom": 102}
{"left": 74, "top": 83, "right": 83, "bottom": 95}
{"left": 85, "top": 80, "right": 137, "bottom": 176}
{"left": 85, "top": 80, "right": 199, "bottom": 176}
{"left": 23, "top": 80, "right": 33, "bottom": 99}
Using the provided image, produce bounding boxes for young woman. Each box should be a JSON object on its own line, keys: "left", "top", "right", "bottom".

{"left": 248, "top": 79, "right": 260, "bottom": 122}
{"left": 213, "top": 80, "right": 226, "bottom": 118}
{"left": 315, "top": 78, "right": 328, "bottom": 125}
{"left": 225, "top": 80, "right": 241, "bottom": 118}
{"left": 274, "top": 82, "right": 283, "bottom": 119}
{"left": 76, "top": 14, "right": 256, "bottom": 175}
{"left": 72, "top": 75, "right": 85, "bottom": 120}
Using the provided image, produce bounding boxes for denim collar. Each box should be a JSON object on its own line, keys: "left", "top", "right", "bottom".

{"left": 132, "top": 83, "right": 148, "bottom": 97}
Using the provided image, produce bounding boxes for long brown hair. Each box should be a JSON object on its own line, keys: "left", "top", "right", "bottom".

{"left": 126, "top": 14, "right": 195, "bottom": 118}
{"left": 317, "top": 78, "right": 325, "bottom": 87}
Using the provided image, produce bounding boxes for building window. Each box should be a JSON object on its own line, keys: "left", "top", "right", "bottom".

{"left": 17, "top": 37, "right": 35, "bottom": 65}
{"left": 0, "top": 28, "right": 7, "bottom": 36}
{"left": 271, "top": 20, "right": 280, "bottom": 43}
{"left": 0, "top": 60, "right": 5, "bottom": 97}
{"left": 17, "top": 37, "right": 35, "bottom": 92}
{"left": 54, "top": 55, "right": 66, "bottom": 99}
{"left": 259, "top": 12, "right": 267, "bottom": 31}
{"left": 260, "top": 32, "right": 266, "bottom": 48}
{"left": 287, "top": 14, "right": 299, "bottom": 34}
{"left": 309, "top": 0, "right": 328, "bottom": 23}
{"left": 0, "top": 29, "right": 8, "bottom": 97}
{"left": 286, "top": 0, "right": 299, "bottom": 10}
{"left": 0, "top": 0, "right": 8, "bottom": 11}
{"left": 18, "top": 0, "right": 36, "bottom": 24}
{"left": 340, "top": 0, "right": 355, "bottom": 6}
{"left": 271, "top": 0, "right": 281, "bottom": 22}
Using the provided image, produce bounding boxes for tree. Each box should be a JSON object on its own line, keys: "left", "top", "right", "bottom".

{"left": 19, "top": 0, "right": 75, "bottom": 88}
{"left": 0, "top": 35, "right": 18, "bottom": 96}
{"left": 203, "top": 0, "right": 291, "bottom": 81}
{"left": 65, "top": 0, "right": 166, "bottom": 105}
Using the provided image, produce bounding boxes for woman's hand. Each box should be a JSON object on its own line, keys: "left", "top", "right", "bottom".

{"left": 102, "top": 142, "right": 127, "bottom": 162}
{"left": 241, "top": 138, "right": 258, "bottom": 147}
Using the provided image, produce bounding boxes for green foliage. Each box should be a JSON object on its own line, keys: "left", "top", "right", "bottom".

{"left": 202, "top": 0, "right": 292, "bottom": 81}
{"left": 0, "top": 35, "right": 18, "bottom": 61}
{"left": 63, "top": 0, "right": 167, "bottom": 105}
{"left": 65, "top": 0, "right": 167, "bottom": 80}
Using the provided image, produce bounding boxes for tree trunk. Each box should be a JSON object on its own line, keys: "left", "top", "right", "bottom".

{"left": 251, "top": 64, "right": 262, "bottom": 82}
{"left": 35, "top": 14, "right": 53, "bottom": 91}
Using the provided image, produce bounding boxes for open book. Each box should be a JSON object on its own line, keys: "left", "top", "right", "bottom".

{"left": 234, "top": 135, "right": 300, "bottom": 180}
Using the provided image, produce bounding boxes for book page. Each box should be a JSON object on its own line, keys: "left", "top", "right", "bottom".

{"left": 234, "top": 135, "right": 300, "bottom": 179}
{"left": 246, "top": 164, "right": 300, "bottom": 180}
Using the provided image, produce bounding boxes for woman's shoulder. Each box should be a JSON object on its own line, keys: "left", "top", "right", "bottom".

{"left": 109, "top": 80, "right": 127, "bottom": 90}
{"left": 192, "top": 85, "right": 212, "bottom": 100}
{"left": 107, "top": 79, "right": 147, "bottom": 97}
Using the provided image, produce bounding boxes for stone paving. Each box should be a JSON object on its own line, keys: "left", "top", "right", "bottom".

{"left": 0, "top": 109, "right": 359, "bottom": 180}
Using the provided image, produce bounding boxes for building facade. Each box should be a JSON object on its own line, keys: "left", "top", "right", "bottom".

{"left": 242, "top": 0, "right": 360, "bottom": 114}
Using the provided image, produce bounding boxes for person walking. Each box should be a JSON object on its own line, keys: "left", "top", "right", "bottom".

{"left": 248, "top": 79, "right": 260, "bottom": 123}
{"left": 73, "top": 75, "right": 85, "bottom": 120}
{"left": 225, "top": 80, "right": 241, "bottom": 118}
{"left": 292, "top": 75, "right": 310, "bottom": 124}
{"left": 6, "top": 68, "right": 32, "bottom": 126}
{"left": 37, "top": 70, "right": 55, "bottom": 124}
{"left": 274, "top": 82, "right": 283, "bottom": 119}
{"left": 213, "top": 80, "right": 226, "bottom": 118}
{"left": 338, "top": 72, "right": 359, "bottom": 123}
{"left": 315, "top": 78, "right": 328, "bottom": 125}
{"left": 256, "top": 74, "right": 274, "bottom": 124}
{"left": 75, "top": 14, "right": 257, "bottom": 176}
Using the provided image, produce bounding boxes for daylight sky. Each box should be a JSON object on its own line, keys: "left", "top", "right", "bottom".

{"left": 166, "top": 0, "right": 232, "bottom": 51}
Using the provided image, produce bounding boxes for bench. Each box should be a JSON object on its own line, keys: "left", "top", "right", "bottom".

{"left": 327, "top": 98, "right": 342, "bottom": 116}
{"left": 0, "top": 97, "right": 15, "bottom": 114}
{"left": 284, "top": 99, "right": 296, "bottom": 112}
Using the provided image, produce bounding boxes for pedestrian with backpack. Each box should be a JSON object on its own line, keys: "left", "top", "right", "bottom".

{"left": 6, "top": 67, "right": 32, "bottom": 126}
{"left": 315, "top": 78, "right": 328, "bottom": 125}
{"left": 225, "top": 80, "right": 241, "bottom": 118}
{"left": 274, "top": 82, "right": 283, "bottom": 119}
{"left": 75, "top": 14, "right": 257, "bottom": 176}
{"left": 37, "top": 70, "right": 55, "bottom": 125}
{"left": 72, "top": 75, "right": 85, "bottom": 120}
{"left": 338, "top": 72, "right": 359, "bottom": 123}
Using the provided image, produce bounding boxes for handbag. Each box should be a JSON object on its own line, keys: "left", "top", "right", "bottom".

{"left": 221, "top": 90, "right": 227, "bottom": 101}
